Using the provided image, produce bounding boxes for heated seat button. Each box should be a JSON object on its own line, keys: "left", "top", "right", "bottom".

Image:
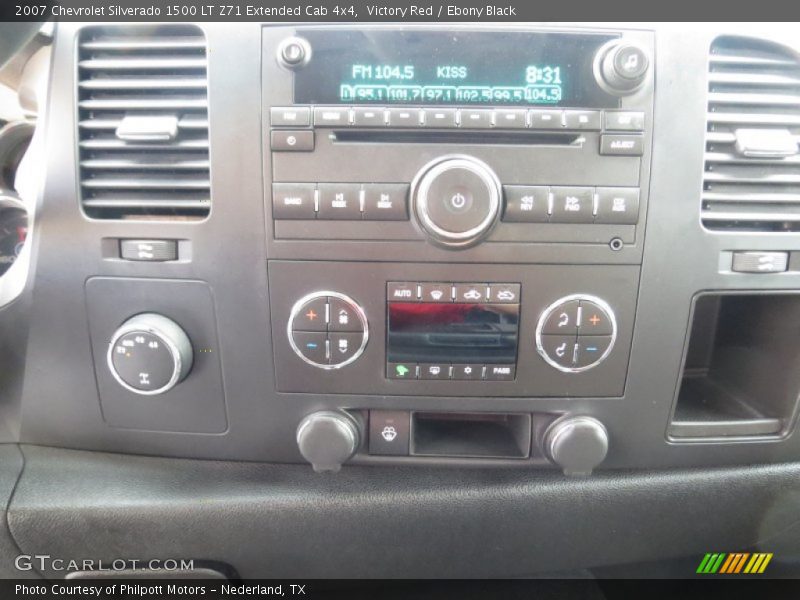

{"left": 318, "top": 183, "right": 361, "bottom": 220}
{"left": 328, "top": 332, "right": 362, "bottom": 363}
{"left": 328, "top": 297, "right": 363, "bottom": 332}
{"left": 574, "top": 336, "right": 613, "bottom": 368}
{"left": 539, "top": 335, "right": 578, "bottom": 369}
{"left": 362, "top": 184, "right": 408, "bottom": 220}
{"left": 272, "top": 183, "right": 316, "bottom": 219}
{"left": 292, "top": 296, "right": 328, "bottom": 332}
{"left": 578, "top": 301, "right": 614, "bottom": 336}
{"left": 541, "top": 300, "right": 580, "bottom": 335}
{"left": 369, "top": 411, "right": 410, "bottom": 456}
{"left": 550, "top": 187, "right": 594, "bottom": 223}
{"left": 292, "top": 331, "right": 328, "bottom": 364}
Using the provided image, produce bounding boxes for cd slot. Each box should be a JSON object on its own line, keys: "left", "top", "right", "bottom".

{"left": 331, "top": 130, "right": 585, "bottom": 146}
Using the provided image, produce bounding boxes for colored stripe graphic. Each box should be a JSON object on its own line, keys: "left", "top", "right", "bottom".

{"left": 699, "top": 552, "right": 773, "bottom": 574}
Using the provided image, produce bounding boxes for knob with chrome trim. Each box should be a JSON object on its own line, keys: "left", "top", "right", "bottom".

{"left": 594, "top": 40, "right": 649, "bottom": 95}
{"left": 411, "top": 155, "right": 502, "bottom": 249}
{"left": 296, "top": 411, "right": 360, "bottom": 472}
{"left": 545, "top": 416, "right": 609, "bottom": 476}
{"left": 107, "top": 313, "right": 193, "bottom": 396}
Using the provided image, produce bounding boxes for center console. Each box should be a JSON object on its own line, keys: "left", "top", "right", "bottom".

{"left": 261, "top": 26, "right": 653, "bottom": 472}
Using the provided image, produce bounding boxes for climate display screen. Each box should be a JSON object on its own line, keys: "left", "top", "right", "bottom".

{"left": 387, "top": 303, "right": 519, "bottom": 364}
{"left": 293, "top": 29, "right": 619, "bottom": 107}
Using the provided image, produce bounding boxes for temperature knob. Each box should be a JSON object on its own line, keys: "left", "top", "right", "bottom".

{"left": 107, "top": 313, "right": 193, "bottom": 395}
{"left": 594, "top": 40, "right": 649, "bottom": 95}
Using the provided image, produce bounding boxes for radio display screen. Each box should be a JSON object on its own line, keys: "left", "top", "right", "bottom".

{"left": 387, "top": 302, "right": 519, "bottom": 364}
{"left": 293, "top": 29, "right": 619, "bottom": 108}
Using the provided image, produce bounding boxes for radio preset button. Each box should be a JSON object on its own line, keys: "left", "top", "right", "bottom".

{"left": 493, "top": 109, "right": 527, "bottom": 129}
{"left": 459, "top": 109, "right": 493, "bottom": 128}
{"left": 292, "top": 331, "right": 328, "bottom": 364}
{"left": 421, "top": 108, "right": 457, "bottom": 128}
{"left": 420, "top": 283, "right": 452, "bottom": 303}
{"left": 387, "top": 108, "right": 421, "bottom": 127}
{"left": 388, "top": 362, "right": 417, "bottom": 379}
{"left": 542, "top": 300, "right": 579, "bottom": 335}
{"left": 318, "top": 183, "right": 361, "bottom": 220}
{"left": 485, "top": 365, "right": 516, "bottom": 381}
{"left": 271, "top": 129, "right": 314, "bottom": 151}
{"left": 454, "top": 284, "right": 487, "bottom": 303}
{"left": 362, "top": 184, "right": 408, "bottom": 220}
{"left": 272, "top": 183, "right": 316, "bottom": 220}
{"left": 574, "top": 336, "right": 613, "bottom": 368}
{"left": 488, "top": 283, "right": 520, "bottom": 304}
{"left": 452, "top": 364, "right": 484, "bottom": 380}
{"left": 564, "top": 110, "right": 602, "bottom": 131}
{"left": 578, "top": 301, "right": 614, "bottom": 336}
{"left": 420, "top": 363, "right": 450, "bottom": 380}
{"left": 600, "top": 134, "right": 644, "bottom": 156}
{"left": 353, "top": 107, "right": 386, "bottom": 127}
{"left": 550, "top": 187, "right": 594, "bottom": 223}
{"left": 503, "top": 185, "right": 550, "bottom": 223}
{"left": 313, "top": 106, "right": 350, "bottom": 127}
{"left": 388, "top": 282, "right": 419, "bottom": 302}
{"left": 529, "top": 109, "right": 564, "bottom": 130}
{"left": 595, "top": 187, "right": 640, "bottom": 224}
{"left": 604, "top": 111, "right": 645, "bottom": 132}
{"left": 270, "top": 106, "right": 311, "bottom": 127}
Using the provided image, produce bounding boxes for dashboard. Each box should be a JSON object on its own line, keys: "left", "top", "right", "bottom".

{"left": 2, "top": 21, "right": 800, "bottom": 579}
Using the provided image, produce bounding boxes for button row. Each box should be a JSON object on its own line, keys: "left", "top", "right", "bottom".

{"left": 539, "top": 335, "right": 614, "bottom": 370}
{"left": 271, "top": 106, "right": 645, "bottom": 132}
{"left": 272, "top": 183, "right": 408, "bottom": 221}
{"left": 503, "top": 186, "right": 639, "bottom": 225}
{"left": 291, "top": 295, "right": 364, "bottom": 333}
{"left": 387, "top": 362, "right": 516, "bottom": 381}
{"left": 388, "top": 282, "right": 520, "bottom": 304}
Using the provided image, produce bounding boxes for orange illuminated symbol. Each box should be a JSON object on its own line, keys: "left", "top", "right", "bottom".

{"left": 305, "top": 309, "right": 318, "bottom": 321}
{"left": 589, "top": 314, "right": 601, "bottom": 326}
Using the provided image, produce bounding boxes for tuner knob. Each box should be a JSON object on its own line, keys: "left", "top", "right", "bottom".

{"left": 545, "top": 416, "right": 609, "bottom": 477}
{"left": 107, "top": 313, "right": 193, "bottom": 396}
{"left": 296, "top": 411, "right": 360, "bottom": 472}
{"left": 595, "top": 40, "right": 649, "bottom": 95}
{"left": 411, "top": 155, "right": 502, "bottom": 249}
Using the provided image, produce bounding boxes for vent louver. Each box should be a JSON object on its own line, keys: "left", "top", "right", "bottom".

{"left": 77, "top": 25, "right": 210, "bottom": 220}
{"left": 703, "top": 36, "right": 800, "bottom": 231}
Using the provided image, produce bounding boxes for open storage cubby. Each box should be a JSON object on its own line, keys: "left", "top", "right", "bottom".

{"left": 669, "top": 293, "right": 800, "bottom": 440}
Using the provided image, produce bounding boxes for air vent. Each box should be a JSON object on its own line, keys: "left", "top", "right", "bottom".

{"left": 77, "top": 25, "right": 210, "bottom": 220}
{"left": 703, "top": 36, "right": 800, "bottom": 231}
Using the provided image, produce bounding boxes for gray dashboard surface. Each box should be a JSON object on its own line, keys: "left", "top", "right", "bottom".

{"left": 6, "top": 445, "right": 800, "bottom": 579}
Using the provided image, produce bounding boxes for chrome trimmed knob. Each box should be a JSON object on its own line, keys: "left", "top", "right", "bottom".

{"left": 107, "top": 313, "right": 193, "bottom": 396}
{"left": 594, "top": 40, "right": 649, "bottom": 95}
{"left": 296, "top": 411, "right": 360, "bottom": 472}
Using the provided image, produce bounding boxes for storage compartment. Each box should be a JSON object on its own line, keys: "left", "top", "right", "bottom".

{"left": 411, "top": 412, "right": 531, "bottom": 458}
{"left": 669, "top": 293, "right": 800, "bottom": 439}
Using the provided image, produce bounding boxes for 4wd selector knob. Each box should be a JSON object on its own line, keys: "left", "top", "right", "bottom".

{"left": 107, "top": 313, "right": 193, "bottom": 395}
{"left": 411, "top": 155, "right": 502, "bottom": 248}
